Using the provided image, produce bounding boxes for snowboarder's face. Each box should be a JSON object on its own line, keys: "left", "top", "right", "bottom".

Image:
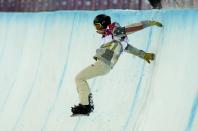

{"left": 94, "top": 23, "right": 103, "bottom": 31}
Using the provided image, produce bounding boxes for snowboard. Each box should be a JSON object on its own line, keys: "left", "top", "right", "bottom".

{"left": 70, "top": 113, "right": 90, "bottom": 117}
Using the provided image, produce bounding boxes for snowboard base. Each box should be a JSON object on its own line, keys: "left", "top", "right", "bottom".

{"left": 70, "top": 114, "right": 90, "bottom": 117}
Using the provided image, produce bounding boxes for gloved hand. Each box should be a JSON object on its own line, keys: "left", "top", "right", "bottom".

{"left": 144, "top": 52, "right": 155, "bottom": 63}
{"left": 148, "top": 21, "right": 163, "bottom": 27}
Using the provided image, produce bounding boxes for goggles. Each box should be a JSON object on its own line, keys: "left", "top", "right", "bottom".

{"left": 94, "top": 22, "right": 103, "bottom": 30}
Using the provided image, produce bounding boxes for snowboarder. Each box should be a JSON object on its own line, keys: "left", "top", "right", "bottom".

{"left": 71, "top": 14, "right": 163, "bottom": 116}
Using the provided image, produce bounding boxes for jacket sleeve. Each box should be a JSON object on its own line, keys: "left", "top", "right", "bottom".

{"left": 124, "top": 44, "right": 145, "bottom": 59}
{"left": 113, "top": 20, "right": 156, "bottom": 36}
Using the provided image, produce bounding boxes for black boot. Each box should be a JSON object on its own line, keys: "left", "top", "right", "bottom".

{"left": 71, "top": 94, "right": 94, "bottom": 116}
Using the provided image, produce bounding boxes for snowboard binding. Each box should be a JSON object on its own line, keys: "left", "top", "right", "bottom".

{"left": 71, "top": 94, "right": 94, "bottom": 116}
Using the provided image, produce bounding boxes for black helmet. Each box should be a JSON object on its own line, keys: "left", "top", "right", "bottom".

{"left": 93, "top": 14, "right": 111, "bottom": 29}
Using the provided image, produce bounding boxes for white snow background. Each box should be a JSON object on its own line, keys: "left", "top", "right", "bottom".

{"left": 0, "top": 9, "right": 198, "bottom": 131}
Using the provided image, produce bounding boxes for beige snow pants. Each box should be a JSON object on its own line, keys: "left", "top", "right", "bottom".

{"left": 75, "top": 60, "right": 111, "bottom": 105}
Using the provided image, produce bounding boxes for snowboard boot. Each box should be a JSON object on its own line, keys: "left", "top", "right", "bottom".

{"left": 144, "top": 52, "right": 155, "bottom": 63}
{"left": 71, "top": 94, "right": 94, "bottom": 116}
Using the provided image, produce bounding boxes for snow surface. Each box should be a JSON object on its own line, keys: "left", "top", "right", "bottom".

{"left": 0, "top": 9, "right": 198, "bottom": 131}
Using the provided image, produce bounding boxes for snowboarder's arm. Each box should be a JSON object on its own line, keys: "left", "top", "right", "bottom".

{"left": 124, "top": 22, "right": 144, "bottom": 35}
{"left": 124, "top": 44, "right": 145, "bottom": 59}
{"left": 113, "top": 20, "right": 163, "bottom": 37}
{"left": 125, "top": 21, "right": 163, "bottom": 35}
{"left": 124, "top": 44, "right": 155, "bottom": 63}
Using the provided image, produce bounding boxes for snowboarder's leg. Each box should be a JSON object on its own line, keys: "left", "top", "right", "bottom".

{"left": 75, "top": 60, "right": 111, "bottom": 105}
{"left": 72, "top": 60, "right": 111, "bottom": 115}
